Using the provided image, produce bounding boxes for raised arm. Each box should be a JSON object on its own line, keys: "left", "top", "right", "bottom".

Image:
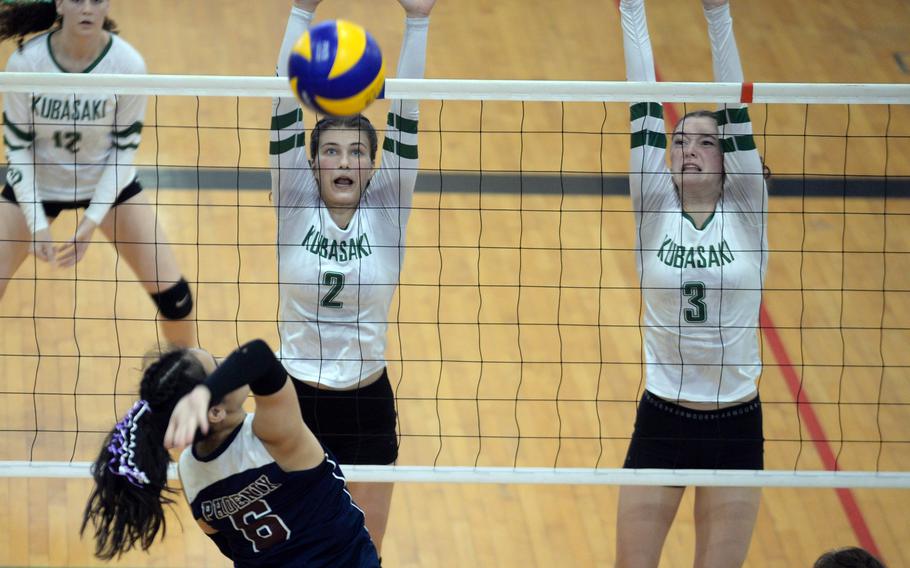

{"left": 619, "top": 0, "right": 656, "bottom": 83}
{"left": 702, "top": 0, "right": 766, "bottom": 222}
{"left": 269, "top": 2, "right": 320, "bottom": 220}
{"left": 703, "top": 0, "right": 743, "bottom": 85}
{"left": 619, "top": 0, "right": 673, "bottom": 223}
{"left": 369, "top": 0, "right": 434, "bottom": 216}
{"left": 165, "top": 340, "right": 324, "bottom": 472}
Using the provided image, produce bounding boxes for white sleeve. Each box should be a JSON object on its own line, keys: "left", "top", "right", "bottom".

{"left": 705, "top": 3, "right": 743, "bottom": 85}
{"left": 620, "top": 0, "right": 674, "bottom": 226}
{"left": 704, "top": 3, "right": 767, "bottom": 224}
{"left": 84, "top": 90, "right": 146, "bottom": 225}
{"left": 369, "top": 16, "right": 428, "bottom": 222}
{"left": 269, "top": 6, "right": 319, "bottom": 221}
{"left": 3, "top": 51, "right": 45, "bottom": 233}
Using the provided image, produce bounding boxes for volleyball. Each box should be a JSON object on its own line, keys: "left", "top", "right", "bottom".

{"left": 288, "top": 19, "right": 386, "bottom": 117}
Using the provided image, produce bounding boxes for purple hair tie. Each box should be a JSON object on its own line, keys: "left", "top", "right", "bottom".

{"left": 107, "top": 400, "right": 152, "bottom": 487}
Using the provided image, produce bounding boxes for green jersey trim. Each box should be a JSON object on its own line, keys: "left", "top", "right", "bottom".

{"left": 47, "top": 30, "right": 114, "bottom": 74}
{"left": 386, "top": 112, "right": 418, "bottom": 134}
{"left": 3, "top": 135, "right": 28, "bottom": 151}
{"left": 271, "top": 108, "right": 302, "bottom": 131}
{"left": 113, "top": 121, "right": 143, "bottom": 138}
{"left": 383, "top": 137, "right": 418, "bottom": 159}
{"left": 681, "top": 210, "right": 716, "bottom": 231}
{"left": 3, "top": 112, "right": 35, "bottom": 142}
{"left": 720, "top": 134, "right": 757, "bottom": 153}
{"left": 714, "top": 107, "right": 751, "bottom": 126}
{"left": 270, "top": 132, "right": 306, "bottom": 156}
{"left": 631, "top": 129, "right": 667, "bottom": 149}
{"left": 630, "top": 102, "right": 664, "bottom": 122}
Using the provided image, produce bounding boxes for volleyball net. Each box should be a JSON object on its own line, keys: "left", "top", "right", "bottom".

{"left": 1, "top": 74, "right": 909, "bottom": 487}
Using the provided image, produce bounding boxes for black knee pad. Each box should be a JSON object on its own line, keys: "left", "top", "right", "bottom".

{"left": 150, "top": 278, "right": 193, "bottom": 320}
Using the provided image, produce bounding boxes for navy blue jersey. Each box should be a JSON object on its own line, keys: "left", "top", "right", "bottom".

{"left": 178, "top": 414, "right": 379, "bottom": 567}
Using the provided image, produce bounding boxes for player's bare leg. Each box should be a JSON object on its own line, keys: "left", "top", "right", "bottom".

{"left": 0, "top": 200, "right": 33, "bottom": 300}
{"left": 98, "top": 192, "right": 196, "bottom": 348}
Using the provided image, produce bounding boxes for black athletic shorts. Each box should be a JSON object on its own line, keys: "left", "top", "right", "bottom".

{"left": 2, "top": 178, "right": 143, "bottom": 219}
{"left": 293, "top": 369, "right": 398, "bottom": 466}
{"left": 623, "top": 390, "right": 764, "bottom": 470}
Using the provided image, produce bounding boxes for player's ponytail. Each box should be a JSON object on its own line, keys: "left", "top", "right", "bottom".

{"left": 0, "top": 1, "right": 118, "bottom": 47}
{"left": 80, "top": 349, "right": 206, "bottom": 559}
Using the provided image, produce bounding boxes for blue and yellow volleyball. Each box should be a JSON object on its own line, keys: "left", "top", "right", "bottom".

{"left": 288, "top": 20, "right": 385, "bottom": 117}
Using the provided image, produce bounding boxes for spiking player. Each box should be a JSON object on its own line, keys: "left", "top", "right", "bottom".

{"left": 82, "top": 340, "right": 380, "bottom": 566}
{"left": 269, "top": 0, "right": 436, "bottom": 551}
{"left": 0, "top": 0, "right": 195, "bottom": 347}
{"left": 615, "top": 0, "right": 769, "bottom": 566}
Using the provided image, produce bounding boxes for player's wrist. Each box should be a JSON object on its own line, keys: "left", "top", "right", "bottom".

{"left": 293, "top": 0, "right": 319, "bottom": 15}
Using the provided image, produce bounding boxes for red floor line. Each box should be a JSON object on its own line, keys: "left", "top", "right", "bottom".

{"left": 759, "top": 307, "right": 881, "bottom": 558}
{"left": 610, "top": 0, "right": 880, "bottom": 555}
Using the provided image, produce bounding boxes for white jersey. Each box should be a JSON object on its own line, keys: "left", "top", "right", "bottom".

{"left": 269, "top": 8, "right": 427, "bottom": 389}
{"left": 622, "top": 0, "right": 768, "bottom": 402}
{"left": 179, "top": 414, "right": 276, "bottom": 507}
{"left": 3, "top": 31, "right": 146, "bottom": 233}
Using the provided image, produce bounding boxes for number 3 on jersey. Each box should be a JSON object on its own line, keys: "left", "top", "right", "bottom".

{"left": 682, "top": 281, "right": 707, "bottom": 323}
{"left": 321, "top": 271, "right": 345, "bottom": 308}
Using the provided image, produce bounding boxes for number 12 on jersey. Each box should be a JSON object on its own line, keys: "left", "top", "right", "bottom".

{"left": 53, "top": 130, "right": 82, "bottom": 153}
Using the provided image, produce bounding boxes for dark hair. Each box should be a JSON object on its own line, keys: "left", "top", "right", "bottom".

{"left": 673, "top": 109, "right": 719, "bottom": 133}
{"left": 310, "top": 114, "right": 378, "bottom": 163}
{"left": 0, "top": 1, "right": 118, "bottom": 48}
{"left": 673, "top": 109, "right": 772, "bottom": 181}
{"left": 80, "top": 349, "right": 206, "bottom": 560}
{"left": 814, "top": 547, "right": 886, "bottom": 568}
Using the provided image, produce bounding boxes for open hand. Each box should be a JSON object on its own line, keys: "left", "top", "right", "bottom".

{"left": 30, "top": 228, "right": 56, "bottom": 265}
{"left": 398, "top": 0, "right": 436, "bottom": 18}
{"left": 293, "top": 0, "right": 323, "bottom": 13}
{"left": 701, "top": 0, "right": 728, "bottom": 9}
{"left": 163, "top": 385, "right": 212, "bottom": 450}
{"left": 55, "top": 217, "right": 97, "bottom": 267}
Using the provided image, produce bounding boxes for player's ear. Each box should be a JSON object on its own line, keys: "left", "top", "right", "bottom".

{"left": 207, "top": 405, "right": 225, "bottom": 425}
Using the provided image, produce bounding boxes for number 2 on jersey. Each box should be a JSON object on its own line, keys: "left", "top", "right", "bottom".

{"left": 321, "top": 271, "right": 345, "bottom": 308}
{"left": 682, "top": 281, "right": 707, "bottom": 323}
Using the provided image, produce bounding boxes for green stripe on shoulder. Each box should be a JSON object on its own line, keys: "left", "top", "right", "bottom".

{"left": 3, "top": 112, "right": 35, "bottom": 142}
{"left": 630, "top": 129, "right": 667, "bottom": 149}
{"left": 271, "top": 108, "right": 303, "bottom": 131}
{"left": 630, "top": 102, "right": 664, "bottom": 122}
{"left": 269, "top": 132, "right": 306, "bottom": 155}
{"left": 113, "top": 121, "right": 143, "bottom": 138}
{"left": 387, "top": 112, "right": 418, "bottom": 134}
{"left": 112, "top": 142, "right": 140, "bottom": 151}
{"left": 714, "top": 107, "right": 750, "bottom": 126}
{"left": 383, "top": 137, "right": 418, "bottom": 160}
{"left": 720, "top": 134, "right": 757, "bottom": 153}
